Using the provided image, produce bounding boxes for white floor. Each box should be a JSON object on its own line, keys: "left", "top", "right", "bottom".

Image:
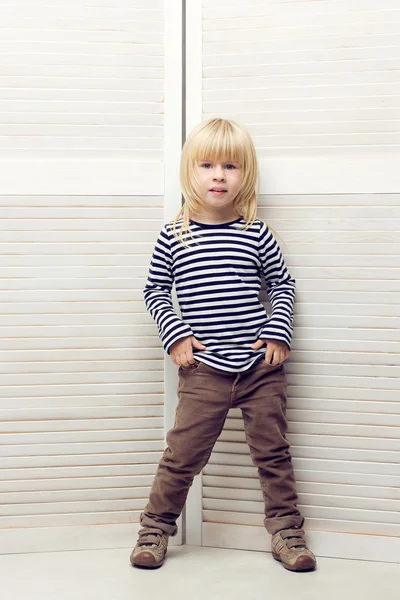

{"left": 1, "top": 545, "right": 399, "bottom": 600}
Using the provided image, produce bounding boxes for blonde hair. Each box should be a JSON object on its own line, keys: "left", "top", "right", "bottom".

{"left": 171, "top": 117, "right": 279, "bottom": 248}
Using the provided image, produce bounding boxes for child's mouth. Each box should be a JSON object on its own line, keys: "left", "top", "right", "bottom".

{"left": 209, "top": 190, "right": 227, "bottom": 196}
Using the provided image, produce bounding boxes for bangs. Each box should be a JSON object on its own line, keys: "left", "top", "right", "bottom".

{"left": 193, "top": 123, "right": 245, "bottom": 166}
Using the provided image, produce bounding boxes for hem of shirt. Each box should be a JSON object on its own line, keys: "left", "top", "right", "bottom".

{"left": 195, "top": 354, "right": 265, "bottom": 373}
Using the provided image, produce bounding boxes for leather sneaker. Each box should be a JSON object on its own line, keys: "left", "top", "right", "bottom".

{"left": 130, "top": 527, "right": 169, "bottom": 569}
{"left": 271, "top": 526, "right": 317, "bottom": 572}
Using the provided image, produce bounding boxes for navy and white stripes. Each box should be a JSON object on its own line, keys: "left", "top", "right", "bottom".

{"left": 143, "top": 216, "right": 296, "bottom": 373}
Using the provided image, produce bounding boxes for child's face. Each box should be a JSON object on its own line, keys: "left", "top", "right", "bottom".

{"left": 195, "top": 159, "right": 243, "bottom": 214}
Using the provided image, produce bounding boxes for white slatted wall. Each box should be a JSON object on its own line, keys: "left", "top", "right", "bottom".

{"left": 0, "top": 0, "right": 184, "bottom": 553}
{"left": 186, "top": 0, "right": 400, "bottom": 563}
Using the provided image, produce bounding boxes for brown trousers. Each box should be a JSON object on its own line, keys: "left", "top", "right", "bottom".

{"left": 140, "top": 357, "right": 304, "bottom": 537}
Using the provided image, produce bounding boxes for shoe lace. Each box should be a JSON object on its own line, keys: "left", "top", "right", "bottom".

{"left": 137, "top": 527, "right": 164, "bottom": 549}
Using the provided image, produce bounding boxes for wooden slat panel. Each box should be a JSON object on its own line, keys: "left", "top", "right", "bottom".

{"left": 0, "top": 0, "right": 164, "bottom": 159}
{"left": 203, "top": 476, "right": 399, "bottom": 502}
{"left": 203, "top": 0, "right": 400, "bottom": 163}
{"left": 0, "top": 452, "right": 164, "bottom": 470}
{"left": 1, "top": 474, "right": 156, "bottom": 492}
{"left": 1, "top": 490, "right": 153, "bottom": 512}
{"left": 214, "top": 442, "right": 399, "bottom": 463}
{"left": 0, "top": 419, "right": 164, "bottom": 435}
{"left": 210, "top": 447, "right": 399, "bottom": 475}
{"left": 0, "top": 463, "right": 158, "bottom": 482}
{"left": 224, "top": 410, "right": 400, "bottom": 430}
{"left": 203, "top": 510, "right": 400, "bottom": 538}
{"left": 203, "top": 487, "right": 399, "bottom": 513}
{"left": 0, "top": 511, "right": 143, "bottom": 528}
{"left": 203, "top": 463, "right": 398, "bottom": 488}
{"left": 0, "top": 393, "right": 164, "bottom": 409}
{"left": 0, "top": 382, "right": 163, "bottom": 398}
{"left": 0, "top": 212, "right": 168, "bottom": 518}
{"left": 0, "top": 406, "right": 163, "bottom": 420}
{"left": 2, "top": 441, "right": 164, "bottom": 457}
{"left": 203, "top": 499, "right": 400, "bottom": 525}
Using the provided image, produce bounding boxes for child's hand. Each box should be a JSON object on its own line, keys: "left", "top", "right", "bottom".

{"left": 251, "top": 338, "right": 290, "bottom": 365}
{"left": 170, "top": 335, "right": 206, "bottom": 367}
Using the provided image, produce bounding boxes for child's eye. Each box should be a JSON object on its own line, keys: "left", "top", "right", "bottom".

{"left": 202, "top": 163, "right": 236, "bottom": 169}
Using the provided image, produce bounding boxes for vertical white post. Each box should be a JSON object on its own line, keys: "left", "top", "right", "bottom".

{"left": 164, "top": 0, "right": 184, "bottom": 547}
{"left": 183, "top": 0, "right": 204, "bottom": 547}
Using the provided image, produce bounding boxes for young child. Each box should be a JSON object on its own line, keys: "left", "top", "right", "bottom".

{"left": 130, "top": 118, "right": 316, "bottom": 572}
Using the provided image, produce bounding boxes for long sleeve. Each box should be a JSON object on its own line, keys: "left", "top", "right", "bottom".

{"left": 258, "top": 221, "right": 296, "bottom": 350}
{"left": 143, "top": 225, "right": 194, "bottom": 354}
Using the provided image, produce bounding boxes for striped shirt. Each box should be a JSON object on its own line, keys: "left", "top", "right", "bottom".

{"left": 143, "top": 216, "right": 296, "bottom": 373}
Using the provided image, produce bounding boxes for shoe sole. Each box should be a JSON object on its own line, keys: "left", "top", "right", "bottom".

{"left": 272, "top": 551, "right": 316, "bottom": 572}
{"left": 131, "top": 562, "right": 163, "bottom": 569}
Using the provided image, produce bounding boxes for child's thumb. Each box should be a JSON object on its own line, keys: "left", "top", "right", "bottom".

{"left": 251, "top": 339, "right": 264, "bottom": 349}
{"left": 192, "top": 337, "right": 206, "bottom": 349}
